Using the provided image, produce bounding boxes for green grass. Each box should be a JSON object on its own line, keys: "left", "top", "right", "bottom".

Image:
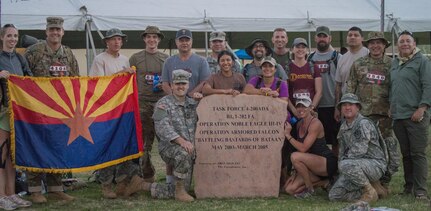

{"left": 25, "top": 131, "right": 431, "bottom": 211}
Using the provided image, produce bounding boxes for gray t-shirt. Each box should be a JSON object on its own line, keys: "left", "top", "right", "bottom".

{"left": 309, "top": 50, "right": 340, "bottom": 107}
{"left": 162, "top": 53, "right": 211, "bottom": 92}
{"left": 335, "top": 47, "right": 368, "bottom": 94}
{"left": 242, "top": 62, "right": 288, "bottom": 82}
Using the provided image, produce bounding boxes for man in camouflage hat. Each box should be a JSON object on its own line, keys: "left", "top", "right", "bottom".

{"left": 242, "top": 38, "right": 287, "bottom": 82}
{"left": 24, "top": 16, "right": 78, "bottom": 204}
{"left": 123, "top": 69, "right": 200, "bottom": 202}
{"left": 129, "top": 26, "right": 169, "bottom": 184}
{"left": 347, "top": 31, "right": 399, "bottom": 198}
{"left": 329, "top": 93, "right": 387, "bottom": 203}
{"left": 89, "top": 28, "right": 137, "bottom": 199}
{"left": 206, "top": 31, "right": 241, "bottom": 74}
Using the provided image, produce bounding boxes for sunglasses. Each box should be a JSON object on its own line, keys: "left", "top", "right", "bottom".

{"left": 398, "top": 30, "right": 413, "bottom": 37}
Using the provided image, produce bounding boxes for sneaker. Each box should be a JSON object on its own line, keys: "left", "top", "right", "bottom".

{"left": 7, "top": 194, "right": 32, "bottom": 208}
{"left": 0, "top": 196, "right": 17, "bottom": 211}
{"left": 294, "top": 188, "right": 315, "bottom": 199}
{"left": 415, "top": 193, "right": 430, "bottom": 202}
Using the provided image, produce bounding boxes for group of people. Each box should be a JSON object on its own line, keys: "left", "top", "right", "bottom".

{"left": 0, "top": 15, "right": 429, "bottom": 210}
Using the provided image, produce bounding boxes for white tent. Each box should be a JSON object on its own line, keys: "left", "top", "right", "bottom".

{"left": 2, "top": 0, "right": 431, "bottom": 32}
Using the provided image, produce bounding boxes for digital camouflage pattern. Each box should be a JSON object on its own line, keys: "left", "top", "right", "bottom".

{"left": 24, "top": 41, "right": 79, "bottom": 77}
{"left": 152, "top": 94, "right": 197, "bottom": 198}
{"left": 330, "top": 114, "right": 387, "bottom": 201}
{"left": 346, "top": 55, "right": 400, "bottom": 184}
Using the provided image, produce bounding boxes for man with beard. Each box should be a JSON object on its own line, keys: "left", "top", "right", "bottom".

{"left": 334, "top": 26, "right": 368, "bottom": 121}
{"left": 206, "top": 31, "right": 241, "bottom": 74}
{"left": 242, "top": 38, "right": 287, "bottom": 82}
{"left": 308, "top": 26, "right": 341, "bottom": 156}
{"left": 271, "top": 28, "right": 290, "bottom": 70}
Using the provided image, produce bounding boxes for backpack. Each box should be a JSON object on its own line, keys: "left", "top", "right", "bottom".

{"left": 307, "top": 50, "right": 339, "bottom": 69}
{"left": 254, "top": 76, "right": 282, "bottom": 93}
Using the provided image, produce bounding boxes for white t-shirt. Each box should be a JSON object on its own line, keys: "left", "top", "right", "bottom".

{"left": 335, "top": 47, "right": 368, "bottom": 94}
{"left": 89, "top": 52, "right": 130, "bottom": 76}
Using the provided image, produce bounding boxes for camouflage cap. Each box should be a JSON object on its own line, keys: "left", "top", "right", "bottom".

{"left": 316, "top": 26, "right": 330, "bottom": 36}
{"left": 46, "top": 17, "right": 64, "bottom": 29}
{"left": 103, "top": 28, "right": 127, "bottom": 40}
{"left": 363, "top": 31, "right": 390, "bottom": 48}
{"left": 295, "top": 95, "right": 312, "bottom": 107}
{"left": 337, "top": 93, "right": 362, "bottom": 110}
{"left": 292, "top": 37, "right": 308, "bottom": 47}
{"left": 260, "top": 56, "right": 277, "bottom": 67}
{"left": 141, "top": 25, "right": 164, "bottom": 39}
{"left": 172, "top": 69, "right": 191, "bottom": 84}
{"left": 209, "top": 31, "right": 226, "bottom": 41}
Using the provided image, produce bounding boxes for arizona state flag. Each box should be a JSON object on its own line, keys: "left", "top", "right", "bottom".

{"left": 7, "top": 74, "right": 143, "bottom": 173}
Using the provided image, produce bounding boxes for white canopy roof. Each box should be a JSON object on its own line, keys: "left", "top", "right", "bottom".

{"left": 2, "top": 0, "right": 431, "bottom": 32}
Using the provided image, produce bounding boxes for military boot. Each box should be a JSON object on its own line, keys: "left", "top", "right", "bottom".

{"left": 359, "top": 183, "right": 378, "bottom": 203}
{"left": 30, "top": 192, "right": 47, "bottom": 204}
{"left": 101, "top": 183, "right": 117, "bottom": 199}
{"left": 175, "top": 180, "right": 194, "bottom": 202}
{"left": 371, "top": 181, "right": 388, "bottom": 199}
{"left": 49, "top": 191, "right": 75, "bottom": 202}
{"left": 124, "top": 175, "right": 152, "bottom": 197}
{"left": 115, "top": 180, "right": 129, "bottom": 198}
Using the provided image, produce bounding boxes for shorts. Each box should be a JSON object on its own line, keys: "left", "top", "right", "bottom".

{"left": 0, "top": 106, "right": 10, "bottom": 132}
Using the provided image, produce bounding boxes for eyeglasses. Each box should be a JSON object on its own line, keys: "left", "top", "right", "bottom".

{"left": 398, "top": 30, "right": 413, "bottom": 37}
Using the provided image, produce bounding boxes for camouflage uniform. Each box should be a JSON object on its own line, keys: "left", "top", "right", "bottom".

{"left": 347, "top": 55, "right": 400, "bottom": 185}
{"left": 207, "top": 56, "right": 242, "bottom": 74}
{"left": 329, "top": 114, "right": 387, "bottom": 201}
{"left": 130, "top": 50, "right": 169, "bottom": 179}
{"left": 151, "top": 95, "right": 198, "bottom": 198}
{"left": 24, "top": 41, "right": 79, "bottom": 193}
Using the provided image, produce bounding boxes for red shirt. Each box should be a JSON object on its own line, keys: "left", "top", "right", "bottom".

{"left": 288, "top": 62, "right": 321, "bottom": 104}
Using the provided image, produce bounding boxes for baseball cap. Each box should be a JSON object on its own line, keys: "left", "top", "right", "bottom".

{"left": 295, "top": 95, "right": 312, "bottom": 107}
{"left": 176, "top": 29, "right": 192, "bottom": 39}
{"left": 316, "top": 26, "right": 331, "bottom": 36}
{"left": 292, "top": 38, "right": 308, "bottom": 47}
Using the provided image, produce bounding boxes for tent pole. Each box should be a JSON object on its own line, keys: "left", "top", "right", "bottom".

{"left": 380, "top": 0, "right": 385, "bottom": 32}
{"left": 86, "top": 22, "right": 90, "bottom": 74}
{"left": 205, "top": 31, "right": 208, "bottom": 57}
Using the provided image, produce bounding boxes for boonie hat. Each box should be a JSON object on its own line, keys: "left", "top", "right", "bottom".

{"left": 172, "top": 69, "right": 191, "bottom": 84}
{"left": 141, "top": 26, "right": 164, "bottom": 39}
{"left": 363, "top": 31, "right": 390, "bottom": 48}
{"left": 103, "top": 28, "right": 127, "bottom": 40}
{"left": 245, "top": 38, "right": 273, "bottom": 57}
{"left": 46, "top": 17, "right": 64, "bottom": 29}
{"left": 260, "top": 56, "right": 277, "bottom": 67}
{"left": 176, "top": 29, "right": 192, "bottom": 39}
{"left": 295, "top": 95, "right": 312, "bottom": 107}
{"left": 292, "top": 38, "right": 308, "bottom": 47}
{"left": 210, "top": 31, "right": 226, "bottom": 41}
{"left": 337, "top": 93, "right": 362, "bottom": 110}
{"left": 316, "top": 26, "right": 331, "bottom": 36}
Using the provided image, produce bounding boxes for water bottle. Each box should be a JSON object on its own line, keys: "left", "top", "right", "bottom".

{"left": 290, "top": 116, "right": 298, "bottom": 125}
{"left": 153, "top": 73, "right": 161, "bottom": 92}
